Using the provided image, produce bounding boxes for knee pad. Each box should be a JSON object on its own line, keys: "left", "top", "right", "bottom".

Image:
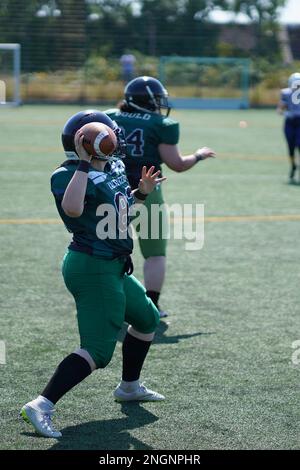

{"left": 139, "top": 236, "right": 167, "bottom": 259}
{"left": 137, "top": 301, "right": 160, "bottom": 334}
{"left": 82, "top": 341, "right": 116, "bottom": 369}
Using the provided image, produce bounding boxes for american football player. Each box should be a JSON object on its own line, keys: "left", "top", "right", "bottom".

{"left": 278, "top": 72, "right": 300, "bottom": 183}
{"left": 106, "top": 76, "right": 215, "bottom": 317}
{"left": 20, "top": 110, "right": 166, "bottom": 438}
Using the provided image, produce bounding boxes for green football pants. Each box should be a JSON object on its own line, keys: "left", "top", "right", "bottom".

{"left": 62, "top": 250, "right": 160, "bottom": 369}
{"left": 135, "top": 185, "right": 168, "bottom": 259}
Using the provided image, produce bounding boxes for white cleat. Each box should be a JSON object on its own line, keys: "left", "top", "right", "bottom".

{"left": 159, "top": 309, "right": 168, "bottom": 318}
{"left": 113, "top": 383, "right": 165, "bottom": 402}
{"left": 20, "top": 403, "right": 62, "bottom": 438}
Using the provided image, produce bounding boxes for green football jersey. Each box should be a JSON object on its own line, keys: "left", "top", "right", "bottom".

{"left": 51, "top": 159, "right": 134, "bottom": 259}
{"left": 106, "top": 108, "right": 179, "bottom": 188}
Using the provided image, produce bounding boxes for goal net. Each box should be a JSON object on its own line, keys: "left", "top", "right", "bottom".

{"left": 159, "top": 56, "right": 250, "bottom": 109}
{"left": 0, "top": 44, "right": 21, "bottom": 106}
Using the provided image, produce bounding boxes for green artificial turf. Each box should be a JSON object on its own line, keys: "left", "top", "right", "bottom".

{"left": 0, "top": 106, "right": 299, "bottom": 450}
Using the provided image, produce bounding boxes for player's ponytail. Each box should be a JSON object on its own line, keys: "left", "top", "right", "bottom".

{"left": 118, "top": 99, "right": 135, "bottom": 113}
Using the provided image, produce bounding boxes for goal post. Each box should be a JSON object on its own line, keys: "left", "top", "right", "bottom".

{"left": 0, "top": 43, "right": 21, "bottom": 106}
{"left": 159, "top": 56, "right": 250, "bottom": 110}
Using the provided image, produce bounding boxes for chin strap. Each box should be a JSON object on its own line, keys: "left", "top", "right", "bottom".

{"left": 92, "top": 156, "right": 110, "bottom": 162}
{"left": 91, "top": 154, "right": 116, "bottom": 162}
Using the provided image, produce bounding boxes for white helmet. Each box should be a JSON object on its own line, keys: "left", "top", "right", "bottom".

{"left": 288, "top": 72, "right": 300, "bottom": 89}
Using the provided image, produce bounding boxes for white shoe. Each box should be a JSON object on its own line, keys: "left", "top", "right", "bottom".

{"left": 113, "top": 383, "right": 165, "bottom": 402}
{"left": 159, "top": 309, "right": 168, "bottom": 318}
{"left": 20, "top": 403, "right": 62, "bottom": 438}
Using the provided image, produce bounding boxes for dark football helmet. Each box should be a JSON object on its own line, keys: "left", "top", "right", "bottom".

{"left": 62, "top": 109, "right": 126, "bottom": 160}
{"left": 124, "top": 76, "right": 171, "bottom": 116}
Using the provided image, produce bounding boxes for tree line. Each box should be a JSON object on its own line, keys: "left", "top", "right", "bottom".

{"left": 0, "top": 0, "right": 286, "bottom": 72}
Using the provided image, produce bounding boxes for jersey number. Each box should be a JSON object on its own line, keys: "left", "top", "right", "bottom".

{"left": 126, "top": 128, "right": 144, "bottom": 157}
{"left": 114, "top": 187, "right": 132, "bottom": 233}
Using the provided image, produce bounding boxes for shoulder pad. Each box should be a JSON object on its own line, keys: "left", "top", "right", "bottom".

{"left": 51, "top": 166, "right": 68, "bottom": 177}
{"left": 104, "top": 108, "right": 118, "bottom": 115}
{"left": 161, "top": 116, "right": 178, "bottom": 127}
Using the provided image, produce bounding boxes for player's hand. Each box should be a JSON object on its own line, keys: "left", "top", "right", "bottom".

{"left": 277, "top": 105, "right": 284, "bottom": 115}
{"left": 75, "top": 130, "right": 92, "bottom": 162}
{"left": 195, "top": 147, "right": 216, "bottom": 160}
{"left": 138, "top": 166, "right": 167, "bottom": 195}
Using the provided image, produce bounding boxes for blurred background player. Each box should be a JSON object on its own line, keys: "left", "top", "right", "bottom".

{"left": 278, "top": 72, "right": 300, "bottom": 183}
{"left": 120, "top": 52, "right": 136, "bottom": 83}
{"left": 106, "top": 76, "right": 215, "bottom": 317}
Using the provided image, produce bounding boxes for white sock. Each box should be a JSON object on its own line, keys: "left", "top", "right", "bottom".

{"left": 30, "top": 395, "right": 54, "bottom": 412}
{"left": 120, "top": 380, "right": 139, "bottom": 392}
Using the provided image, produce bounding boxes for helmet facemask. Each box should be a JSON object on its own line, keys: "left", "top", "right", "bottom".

{"left": 145, "top": 85, "right": 170, "bottom": 117}
{"left": 110, "top": 121, "right": 127, "bottom": 159}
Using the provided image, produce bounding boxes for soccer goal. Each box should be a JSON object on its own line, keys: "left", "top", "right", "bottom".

{"left": 0, "top": 44, "right": 21, "bottom": 106}
{"left": 159, "top": 56, "right": 250, "bottom": 110}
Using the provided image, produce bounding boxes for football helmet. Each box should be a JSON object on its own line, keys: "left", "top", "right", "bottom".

{"left": 288, "top": 72, "right": 300, "bottom": 89}
{"left": 124, "top": 76, "right": 171, "bottom": 116}
{"left": 62, "top": 109, "right": 126, "bottom": 160}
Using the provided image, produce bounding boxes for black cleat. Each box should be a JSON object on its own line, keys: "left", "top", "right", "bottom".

{"left": 289, "top": 164, "right": 297, "bottom": 183}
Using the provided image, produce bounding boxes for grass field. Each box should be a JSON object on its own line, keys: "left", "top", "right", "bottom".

{"left": 0, "top": 106, "right": 299, "bottom": 450}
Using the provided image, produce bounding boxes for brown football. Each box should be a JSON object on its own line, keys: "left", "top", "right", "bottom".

{"left": 79, "top": 122, "right": 117, "bottom": 157}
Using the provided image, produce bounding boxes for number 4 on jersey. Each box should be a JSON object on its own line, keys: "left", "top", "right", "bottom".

{"left": 125, "top": 128, "right": 144, "bottom": 156}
